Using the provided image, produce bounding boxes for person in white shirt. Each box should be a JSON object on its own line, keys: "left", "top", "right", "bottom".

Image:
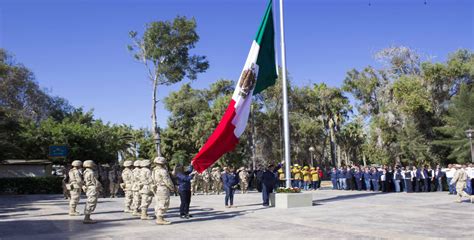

{"left": 466, "top": 164, "right": 473, "bottom": 195}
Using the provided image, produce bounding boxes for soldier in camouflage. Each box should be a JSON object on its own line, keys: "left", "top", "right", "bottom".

{"left": 139, "top": 160, "right": 154, "bottom": 220}
{"left": 67, "top": 160, "right": 83, "bottom": 216}
{"left": 131, "top": 160, "right": 142, "bottom": 216}
{"left": 121, "top": 160, "right": 134, "bottom": 213}
{"left": 152, "top": 157, "right": 175, "bottom": 225}
{"left": 82, "top": 160, "right": 101, "bottom": 224}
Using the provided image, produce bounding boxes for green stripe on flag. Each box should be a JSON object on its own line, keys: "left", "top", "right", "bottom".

{"left": 253, "top": 0, "right": 277, "bottom": 95}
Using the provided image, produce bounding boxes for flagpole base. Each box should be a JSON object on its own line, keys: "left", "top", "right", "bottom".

{"left": 270, "top": 192, "right": 313, "bottom": 208}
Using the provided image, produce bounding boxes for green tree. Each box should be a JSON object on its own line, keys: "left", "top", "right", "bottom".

{"left": 128, "top": 16, "right": 209, "bottom": 157}
{"left": 434, "top": 84, "right": 474, "bottom": 163}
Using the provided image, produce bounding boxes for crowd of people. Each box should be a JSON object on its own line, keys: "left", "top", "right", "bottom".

{"left": 328, "top": 164, "right": 474, "bottom": 202}
{"left": 62, "top": 159, "right": 473, "bottom": 225}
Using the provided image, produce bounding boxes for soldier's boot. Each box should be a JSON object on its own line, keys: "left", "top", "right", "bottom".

{"left": 69, "top": 206, "right": 80, "bottom": 216}
{"left": 155, "top": 216, "right": 171, "bottom": 225}
{"left": 83, "top": 214, "right": 96, "bottom": 224}
{"left": 124, "top": 206, "right": 132, "bottom": 213}
{"left": 132, "top": 208, "right": 141, "bottom": 216}
{"left": 470, "top": 196, "right": 474, "bottom": 203}
{"left": 140, "top": 208, "right": 153, "bottom": 220}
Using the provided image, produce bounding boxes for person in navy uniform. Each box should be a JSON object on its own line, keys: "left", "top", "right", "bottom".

{"left": 363, "top": 167, "right": 371, "bottom": 191}
{"left": 354, "top": 167, "right": 362, "bottom": 191}
{"left": 330, "top": 168, "right": 338, "bottom": 190}
{"left": 176, "top": 165, "right": 195, "bottom": 218}
{"left": 370, "top": 167, "right": 379, "bottom": 191}
{"left": 223, "top": 167, "right": 239, "bottom": 208}
{"left": 261, "top": 162, "right": 282, "bottom": 206}
{"left": 338, "top": 167, "right": 347, "bottom": 190}
{"left": 393, "top": 166, "right": 403, "bottom": 192}
{"left": 422, "top": 166, "right": 429, "bottom": 192}
{"left": 404, "top": 166, "right": 413, "bottom": 193}
{"left": 345, "top": 166, "right": 353, "bottom": 190}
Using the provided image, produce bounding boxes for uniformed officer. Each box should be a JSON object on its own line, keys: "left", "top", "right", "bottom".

{"left": 211, "top": 167, "right": 223, "bottom": 195}
{"left": 277, "top": 167, "right": 285, "bottom": 188}
{"left": 152, "top": 157, "right": 175, "bottom": 225}
{"left": 201, "top": 169, "right": 211, "bottom": 195}
{"left": 190, "top": 170, "right": 201, "bottom": 195}
{"left": 82, "top": 160, "right": 101, "bottom": 224}
{"left": 121, "top": 160, "right": 134, "bottom": 213}
{"left": 68, "top": 160, "right": 83, "bottom": 216}
{"left": 238, "top": 167, "right": 249, "bottom": 194}
{"left": 131, "top": 160, "right": 142, "bottom": 216}
{"left": 139, "top": 160, "right": 154, "bottom": 220}
{"left": 450, "top": 164, "right": 473, "bottom": 203}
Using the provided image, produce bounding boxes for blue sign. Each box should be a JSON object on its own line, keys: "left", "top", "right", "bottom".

{"left": 49, "top": 145, "right": 68, "bottom": 158}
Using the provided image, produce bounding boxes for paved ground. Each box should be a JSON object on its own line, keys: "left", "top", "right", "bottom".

{"left": 1, "top": 187, "right": 473, "bottom": 239}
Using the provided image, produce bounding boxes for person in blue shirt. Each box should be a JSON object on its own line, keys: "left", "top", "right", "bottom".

{"left": 175, "top": 165, "right": 195, "bottom": 219}
{"left": 414, "top": 166, "right": 421, "bottom": 192}
{"left": 223, "top": 166, "right": 239, "bottom": 208}
{"left": 337, "top": 168, "right": 346, "bottom": 190}
{"left": 354, "top": 167, "right": 362, "bottom": 191}
{"left": 345, "top": 166, "right": 353, "bottom": 190}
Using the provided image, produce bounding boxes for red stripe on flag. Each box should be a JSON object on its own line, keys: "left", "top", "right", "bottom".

{"left": 192, "top": 99, "right": 239, "bottom": 173}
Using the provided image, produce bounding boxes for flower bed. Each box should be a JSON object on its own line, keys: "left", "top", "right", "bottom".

{"left": 276, "top": 187, "right": 301, "bottom": 193}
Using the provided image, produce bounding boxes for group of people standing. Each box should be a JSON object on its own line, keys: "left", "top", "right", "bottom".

{"left": 66, "top": 157, "right": 176, "bottom": 225}
{"left": 328, "top": 164, "right": 474, "bottom": 203}
{"left": 277, "top": 164, "right": 323, "bottom": 190}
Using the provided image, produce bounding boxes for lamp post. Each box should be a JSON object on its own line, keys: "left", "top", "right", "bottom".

{"left": 154, "top": 127, "right": 161, "bottom": 157}
{"left": 466, "top": 129, "right": 474, "bottom": 163}
{"left": 309, "top": 146, "right": 315, "bottom": 167}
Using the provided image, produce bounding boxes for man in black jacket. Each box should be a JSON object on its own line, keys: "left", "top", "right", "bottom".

{"left": 261, "top": 163, "right": 282, "bottom": 206}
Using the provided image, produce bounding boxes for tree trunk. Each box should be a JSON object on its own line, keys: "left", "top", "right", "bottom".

{"left": 363, "top": 153, "right": 367, "bottom": 167}
{"left": 152, "top": 78, "right": 161, "bottom": 157}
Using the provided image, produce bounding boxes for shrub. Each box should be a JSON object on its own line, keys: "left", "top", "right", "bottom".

{"left": 0, "top": 176, "right": 63, "bottom": 194}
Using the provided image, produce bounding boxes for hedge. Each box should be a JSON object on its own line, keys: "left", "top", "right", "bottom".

{"left": 0, "top": 176, "right": 63, "bottom": 194}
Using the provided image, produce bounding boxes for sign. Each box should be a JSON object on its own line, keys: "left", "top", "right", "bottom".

{"left": 49, "top": 145, "right": 68, "bottom": 158}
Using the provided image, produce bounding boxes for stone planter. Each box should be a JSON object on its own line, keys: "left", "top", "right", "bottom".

{"left": 270, "top": 192, "right": 313, "bottom": 208}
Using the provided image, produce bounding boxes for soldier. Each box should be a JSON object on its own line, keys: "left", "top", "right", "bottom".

{"left": 131, "top": 160, "right": 142, "bottom": 216}
{"left": 62, "top": 165, "right": 71, "bottom": 199}
{"left": 450, "top": 164, "right": 474, "bottom": 203}
{"left": 152, "top": 157, "right": 175, "bottom": 225}
{"left": 238, "top": 167, "right": 249, "bottom": 194}
{"left": 139, "top": 160, "right": 154, "bottom": 220}
{"left": 211, "top": 167, "right": 223, "bottom": 195}
{"left": 201, "top": 169, "right": 212, "bottom": 195}
{"left": 82, "top": 160, "right": 101, "bottom": 224}
{"left": 108, "top": 165, "right": 120, "bottom": 198}
{"left": 190, "top": 170, "right": 201, "bottom": 195}
{"left": 121, "top": 160, "right": 134, "bottom": 213}
{"left": 68, "top": 160, "right": 83, "bottom": 216}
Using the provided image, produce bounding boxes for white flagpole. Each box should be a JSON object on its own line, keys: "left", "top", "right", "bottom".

{"left": 279, "top": 0, "right": 292, "bottom": 188}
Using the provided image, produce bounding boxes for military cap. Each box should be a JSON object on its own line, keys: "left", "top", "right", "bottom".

{"left": 141, "top": 159, "right": 151, "bottom": 167}
{"left": 154, "top": 157, "right": 166, "bottom": 165}
{"left": 123, "top": 160, "right": 133, "bottom": 167}
{"left": 71, "top": 160, "right": 82, "bottom": 167}
{"left": 83, "top": 160, "right": 96, "bottom": 168}
{"left": 133, "top": 160, "right": 141, "bottom": 167}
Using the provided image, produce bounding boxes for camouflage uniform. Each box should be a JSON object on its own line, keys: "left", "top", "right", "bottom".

{"left": 139, "top": 160, "right": 154, "bottom": 220}
{"left": 131, "top": 160, "right": 142, "bottom": 216}
{"left": 82, "top": 160, "right": 100, "bottom": 224}
{"left": 152, "top": 157, "right": 175, "bottom": 225}
{"left": 238, "top": 167, "right": 249, "bottom": 194}
{"left": 211, "top": 167, "right": 223, "bottom": 195}
{"left": 202, "top": 169, "right": 211, "bottom": 195}
{"left": 191, "top": 170, "right": 201, "bottom": 195}
{"left": 121, "top": 161, "right": 134, "bottom": 212}
{"left": 450, "top": 166, "right": 474, "bottom": 203}
{"left": 68, "top": 160, "right": 83, "bottom": 216}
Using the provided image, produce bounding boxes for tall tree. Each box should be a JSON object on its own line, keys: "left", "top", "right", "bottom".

{"left": 128, "top": 16, "right": 209, "bottom": 157}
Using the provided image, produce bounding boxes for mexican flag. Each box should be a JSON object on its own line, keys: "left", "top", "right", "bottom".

{"left": 192, "top": 0, "right": 278, "bottom": 173}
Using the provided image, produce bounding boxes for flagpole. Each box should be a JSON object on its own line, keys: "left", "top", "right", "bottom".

{"left": 279, "top": 0, "right": 292, "bottom": 188}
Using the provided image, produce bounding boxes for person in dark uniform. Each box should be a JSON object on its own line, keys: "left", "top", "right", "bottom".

{"left": 414, "top": 166, "right": 421, "bottom": 192}
{"left": 363, "top": 167, "right": 371, "bottom": 191}
{"left": 345, "top": 166, "right": 353, "bottom": 190}
{"left": 393, "top": 166, "right": 403, "bottom": 192}
{"left": 255, "top": 168, "right": 263, "bottom": 192}
{"left": 404, "top": 166, "right": 414, "bottom": 193}
{"left": 435, "top": 165, "right": 444, "bottom": 192}
{"left": 223, "top": 167, "right": 239, "bottom": 208}
{"left": 354, "top": 167, "right": 363, "bottom": 191}
{"left": 370, "top": 167, "right": 379, "bottom": 191}
{"left": 422, "top": 166, "right": 429, "bottom": 192}
{"left": 386, "top": 166, "right": 394, "bottom": 192}
{"left": 176, "top": 165, "right": 195, "bottom": 218}
{"left": 261, "top": 163, "right": 282, "bottom": 206}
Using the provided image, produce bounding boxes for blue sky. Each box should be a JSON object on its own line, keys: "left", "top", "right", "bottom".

{"left": 1, "top": 0, "right": 472, "bottom": 128}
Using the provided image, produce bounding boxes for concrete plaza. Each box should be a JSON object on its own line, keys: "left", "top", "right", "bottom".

{"left": 1, "top": 187, "right": 473, "bottom": 239}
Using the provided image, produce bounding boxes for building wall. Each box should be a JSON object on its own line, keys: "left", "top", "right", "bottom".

{"left": 0, "top": 165, "right": 52, "bottom": 178}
